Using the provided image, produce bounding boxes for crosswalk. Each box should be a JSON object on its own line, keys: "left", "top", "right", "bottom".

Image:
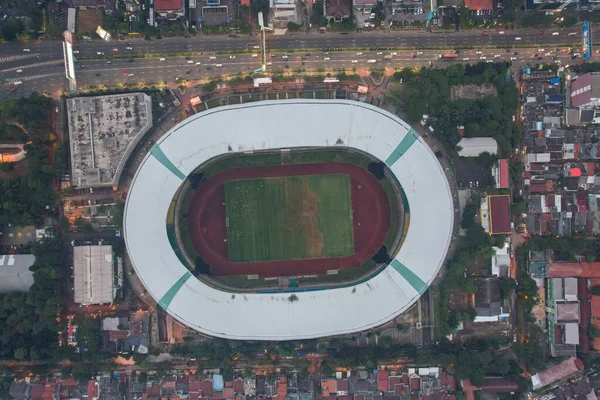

{"left": 4, "top": 73, "right": 59, "bottom": 83}
{"left": 0, "top": 54, "right": 37, "bottom": 64}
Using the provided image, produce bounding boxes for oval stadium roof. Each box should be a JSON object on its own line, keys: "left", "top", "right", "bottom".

{"left": 124, "top": 100, "right": 454, "bottom": 340}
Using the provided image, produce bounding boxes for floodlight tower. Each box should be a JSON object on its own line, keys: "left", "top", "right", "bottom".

{"left": 62, "top": 30, "right": 77, "bottom": 91}
{"left": 257, "top": 11, "right": 273, "bottom": 73}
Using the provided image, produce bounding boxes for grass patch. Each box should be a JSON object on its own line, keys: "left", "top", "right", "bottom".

{"left": 290, "top": 149, "right": 372, "bottom": 168}
{"left": 224, "top": 174, "right": 354, "bottom": 263}
{"left": 200, "top": 153, "right": 282, "bottom": 178}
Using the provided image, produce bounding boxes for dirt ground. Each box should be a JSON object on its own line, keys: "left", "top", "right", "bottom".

{"left": 451, "top": 84, "right": 498, "bottom": 101}
{"left": 76, "top": 9, "right": 102, "bottom": 34}
{"left": 0, "top": 159, "right": 29, "bottom": 180}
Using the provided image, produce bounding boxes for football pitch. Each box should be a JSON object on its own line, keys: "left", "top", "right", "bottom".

{"left": 224, "top": 174, "right": 355, "bottom": 263}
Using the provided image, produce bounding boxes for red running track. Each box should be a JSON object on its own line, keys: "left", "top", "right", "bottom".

{"left": 186, "top": 162, "right": 391, "bottom": 278}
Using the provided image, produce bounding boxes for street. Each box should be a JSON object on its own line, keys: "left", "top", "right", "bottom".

{"left": 0, "top": 46, "right": 586, "bottom": 100}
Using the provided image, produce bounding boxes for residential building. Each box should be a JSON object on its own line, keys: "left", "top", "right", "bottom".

{"left": 570, "top": 73, "right": 600, "bottom": 109}
{"left": 155, "top": 0, "right": 185, "bottom": 19}
{"left": 353, "top": 0, "right": 375, "bottom": 13}
{"left": 324, "top": 0, "right": 352, "bottom": 21}
{"left": 270, "top": 0, "right": 299, "bottom": 26}
{"left": 464, "top": 0, "right": 493, "bottom": 13}
{"left": 546, "top": 277, "right": 580, "bottom": 357}
{"left": 492, "top": 159, "right": 510, "bottom": 188}
{"left": 473, "top": 277, "right": 510, "bottom": 322}
{"left": 531, "top": 358, "right": 584, "bottom": 391}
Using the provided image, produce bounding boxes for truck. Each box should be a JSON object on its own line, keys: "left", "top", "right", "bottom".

{"left": 439, "top": 52, "right": 459, "bottom": 59}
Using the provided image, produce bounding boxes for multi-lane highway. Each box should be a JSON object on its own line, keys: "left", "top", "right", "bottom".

{"left": 0, "top": 46, "right": 584, "bottom": 100}
{"left": 0, "top": 27, "right": 589, "bottom": 99}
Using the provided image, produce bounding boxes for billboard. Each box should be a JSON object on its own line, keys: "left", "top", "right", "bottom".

{"left": 583, "top": 21, "right": 592, "bottom": 61}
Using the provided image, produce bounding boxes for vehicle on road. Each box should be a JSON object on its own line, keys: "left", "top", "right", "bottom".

{"left": 55, "top": 107, "right": 59, "bottom": 113}
{"left": 498, "top": 31, "right": 504, "bottom": 34}
{"left": 537, "top": 31, "right": 544, "bottom": 35}
{"left": 188, "top": 60, "right": 194, "bottom": 64}
{"left": 510, "top": 57, "right": 517, "bottom": 60}
{"left": 216, "top": 64, "right": 223, "bottom": 67}
{"left": 122, "top": 68, "right": 129, "bottom": 72}
{"left": 96, "top": 73, "right": 101, "bottom": 76}
{"left": 23, "top": 48, "right": 30, "bottom": 52}
{"left": 73, "top": 50, "right": 80, "bottom": 54}
{"left": 384, "top": 55, "right": 393, "bottom": 59}
{"left": 476, "top": 51, "right": 483, "bottom": 54}
{"left": 462, "top": 57, "right": 469, "bottom": 61}
{"left": 230, "top": 55, "right": 236, "bottom": 59}
{"left": 253, "top": 46, "right": 260, "bottom": 49}
{"left": 376, "top": 52, "right": 383, "bottom": 55}
{"left": 209, "top": 56, "right": 217, "bottom": 60}
{"left": 515, "top": 37, "right": 521, "bottom": 40}
{"left": 126, "top": 46, "right": 133, "bottom": 50}
{"left": 324, "top": 57, "right": 330, "bottom": 60}
{"left": 439, "top": 52, "right": 458, "bottom": 59}
{"left": 80, "top": 64, "right": 86, "bottom": 68}
{"left": 483, "top": 31, "right": 488, "bottom": 35}
{"left": 480, "top": 56, "right": 486, "bottom": 59}
{"left": 13, "top": 81, "right": 22, "bottom": 85}
{"left": 568, "top": 32, "right": 577, "bottom": 36}
{"left": 205, "top": 66, "right": 213, "bottom": 70}
{"left": 10, "top": 88, "right": 17, "bottom": 92}
{"left": 351, "top": 60, "right": 358, "bottom": 63}
{"left": 160, "top": 58, "right": 165, "bottom": 61}
{"left": 552, "top": 32, "right": 559, "bottom": 36}
{"left": 113, "top": 48, "right": 119, "bottom": 51}
{"left": 128, "top": 73, "right": 134, "bottom": 76}
{"left": 356, "top": 52, "right": 363, "bottom": 55}
{"left": 97, "top": 52, "right": 104, "bottom": 55}
{"left": 367, "top": 59, "right": 377, "bottom": 63}
{"left": 252, "top": 54, "right": 258, "bottom": 57}
{"left": 196, "top": 62, "right": 201, "bottom": 65}
{"left": 16, "top": 69, "right": 22, "bottom": 73}
{"left": 390, "top": 52, "right": 397, "bottom": 55}
{"left": 106, "top": 60, "right": 111, "bottom": 64}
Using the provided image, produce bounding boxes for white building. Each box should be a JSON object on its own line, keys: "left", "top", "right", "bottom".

{"left": 73, "top": 245, "right": 115, "bottom": 305}
{"left": 0, "top": 254, "right": 35, "bottom": 293}
{"left": 270, "top": 0, "right": 298, "bottom": 25}
{"left": 457, "top": 137, "right": 498, "bottom": 157}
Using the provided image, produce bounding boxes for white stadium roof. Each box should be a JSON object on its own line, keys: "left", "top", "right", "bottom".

{"left": 124, "top": 100, "right": 454, "bottom": 340}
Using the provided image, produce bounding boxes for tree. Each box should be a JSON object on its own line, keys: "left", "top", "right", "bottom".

{"left": 287, "top": 22, "right": 302, "bottom": 31}
{"left": 500, "top": 278, "right": 517, "bottom": 299}
{"left": 461, "top": 277, "right": 477, "bottom": 294}
{"left": 0, "top": 19, "right": 24, "bottom": 41}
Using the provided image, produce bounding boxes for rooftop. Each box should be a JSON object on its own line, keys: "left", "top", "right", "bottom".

{"left": 67, "top": 93, "right": 152, "bottom": 189}
{"left": 73, "top": 245, "right": 115, "bottom": 304}
{"left": 154, "top": 0, "right": 184, "bottom": 11}
{"left": 124, "top": 100, "right": 454, "bottom": 340}
{"left": 0, "top": 254, "right": 35, "bottom": 293}
{"left": 488, "top": 195, "right": 511, "bottom": 234}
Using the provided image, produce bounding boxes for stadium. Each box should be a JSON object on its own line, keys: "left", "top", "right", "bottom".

{"left": 124, "top": 100, "right": 455, "bottom": 341}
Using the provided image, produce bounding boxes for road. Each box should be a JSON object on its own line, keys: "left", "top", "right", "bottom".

{"left": 0, "top": 46, "right": 586, "bottom": 100}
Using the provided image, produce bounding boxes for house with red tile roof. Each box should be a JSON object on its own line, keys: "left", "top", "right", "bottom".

{"left": 154, "top": 0, "right": 184, "bottom": 19}
{"left": 322, "top": 379, "right": 336, "bottom": 397}
{"left": 377, "top": 370, "right": 390, "bottom": 391}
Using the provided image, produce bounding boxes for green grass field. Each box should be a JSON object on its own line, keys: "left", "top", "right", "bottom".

{"left": 224, "top": 174, "right": 354, "bottom": 263}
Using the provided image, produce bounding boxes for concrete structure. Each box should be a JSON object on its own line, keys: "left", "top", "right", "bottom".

{"left": 457, "top": 137, "right": 498, "bottom": 157}
{"left": 353, "top": 0, "right": 375, "bottom": 12}
{"left": 0, "top": 254, "right": 35, "bottom": 293}
{"left": 270, "top": 0, "right": 298, "bottom": 25}
{"left": 124, "top": 100, "right": 455, "bottom": 340}
{"left": 67, "top": 93, "right": 152, "bottom": 189}
{"left": 73, "top": 245, "right": 115, "bottom": 305}
{"left": 570, "top": 73, "right": 600, "bottom": 109}
{"left": 155, "top": 0, "right": 185, "bottom": 19}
